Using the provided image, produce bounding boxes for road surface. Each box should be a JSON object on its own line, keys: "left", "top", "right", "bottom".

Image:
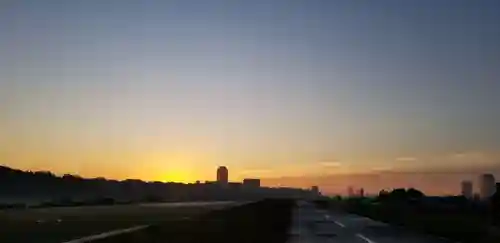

{"left": 288, "top": 201, "right": 451, "bottom": 243}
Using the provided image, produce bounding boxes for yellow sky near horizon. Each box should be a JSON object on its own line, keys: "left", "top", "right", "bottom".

{"left": 2, "top": 132, "right": 500, "bottom": 196}
{"left": 2, "top": 141, "right": 499, "bottom": 185}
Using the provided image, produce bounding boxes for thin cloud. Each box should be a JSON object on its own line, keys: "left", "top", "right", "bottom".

{"left": 396, "top": 157, "right": 418, "bottom": 162}
{"left": 371, "top": 166, "right": 394, "bottom": 173}
{"left": 239, "top": 169, "right": 272, "bottom": 175}
{"left": 449, "top": 151, "right": 485, "bottom": 160}
{"left": 451, "top": 153, "right": 468, "bottom": 158}
{"left": 319, "top": 161, "right": 342, "bottom": 167}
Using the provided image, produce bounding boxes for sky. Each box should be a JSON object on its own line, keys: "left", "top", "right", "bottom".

{"left": 1, "top": 0, "right": 500, "bottom": 195}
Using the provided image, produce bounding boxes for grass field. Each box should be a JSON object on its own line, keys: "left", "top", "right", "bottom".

{"left": 0, "top": 202, "right": 238, "bottom": 243}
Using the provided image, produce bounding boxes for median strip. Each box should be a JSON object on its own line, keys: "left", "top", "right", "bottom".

{"left": 62, "top": 225, "right": 149, "bottom": 243}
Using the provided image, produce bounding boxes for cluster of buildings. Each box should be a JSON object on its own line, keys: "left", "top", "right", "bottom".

{"left": 461, "top": 173, "right": 499, "bottom": 200}
{"left": 347, "top": 186, "right": 365, "bottom": 197}
{"left": 342, "top": 173, "right": 498, "bottom": 200}
{"left": 210, "top": 166, "right": 261, "bottom": 189}
{"left": 207, "top": 166, "right": 321, "bottom": 197}
{"left": 0, "top": 165, "right": 323, "bottom": 204}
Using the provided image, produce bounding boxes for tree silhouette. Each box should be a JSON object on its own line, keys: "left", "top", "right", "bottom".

{"left": 407, "top": 188, "right": 424, "bottom": 200}
{"left": 376, "top": 188, "right": 425, "bottom": 203}
{"left": 378, "top": 189, "right": 390, "bottom": 201}
{"left": 390, "top": 188, "right": 408, "bottom": 201}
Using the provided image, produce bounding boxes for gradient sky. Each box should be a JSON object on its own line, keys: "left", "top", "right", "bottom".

{"left": 1, "top": 0, "right": 500, "bottom": 195}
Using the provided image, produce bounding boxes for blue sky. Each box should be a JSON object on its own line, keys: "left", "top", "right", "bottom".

{"left": 1, "top": 0, "right": 500, "bottom": 192}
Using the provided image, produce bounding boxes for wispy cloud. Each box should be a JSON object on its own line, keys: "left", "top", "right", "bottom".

{"left": 319, "top": 161, "right": 342, "bottom": 167}
{"left": 239, "top": 169, "right": 272, "bottom": 175}
{"left": 371, "top": 166, "right": 394, "bottom": 173}
{"left": 449, "top": 151, "right": 485, "bottom": 160}
{"left": 396, "top": 157, "right": 418, "bottom": 162}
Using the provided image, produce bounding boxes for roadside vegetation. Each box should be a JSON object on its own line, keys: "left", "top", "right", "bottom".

{"left": 315, "top": 188, "right": 500, "bottom": 243}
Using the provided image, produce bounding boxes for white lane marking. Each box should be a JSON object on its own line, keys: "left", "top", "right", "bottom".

{"left": 62, "top": 225, "right": 149, "bottom": 243}
{"left": 334, "top": 220, "right": 346, "bottom": 228}
{"left": 356, "top": 233, "right": 377, "bottom": 243}
{"left": 323, "top": 214, "right": 346, "bottom": 228}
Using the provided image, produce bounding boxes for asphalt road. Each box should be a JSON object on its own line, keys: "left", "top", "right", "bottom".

{"left": 288, "top": 201, "right": 451, "bottom": 243}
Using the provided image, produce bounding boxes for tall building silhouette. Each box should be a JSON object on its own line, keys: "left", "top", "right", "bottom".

{"left": 217, "top": 166, "right": 228, "bottom": 184}
{"left": 479, "top": 174, "right": 496, "bottom": 199}
{"left": 359, "top": 188, "right": 365, "bottom": 197}
{"left": 461, "top": 180, "right": 473, "bottom": 199}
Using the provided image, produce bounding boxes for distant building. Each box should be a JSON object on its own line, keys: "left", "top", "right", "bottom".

{"left": 359, "top": 188, "right": 365, "bottom": 197}
{"left": 311, "top": 186, "right": 319, "bottom": 195}
{"left": 461, "top": 180, "right": 473, "bottom": 199}
{"left": 347, "top": 186, "right": 354, "bottom": 197}
{"left": 229, "top": 182, "right": 242, "bottom": 188}
{"left": 479, "top": 174, "right": 496, "bottom": 199}
{"left": 243, "top": 178, "right": 260, "bottom": 188}
{"left": 217, "top": 166, "right": 228, "bottom": 185}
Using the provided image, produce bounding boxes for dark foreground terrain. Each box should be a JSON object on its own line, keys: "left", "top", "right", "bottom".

{"left": 0, "top": 202, "right": 238, "bottom": 243}
{"left": 314, "top": 197, "right": 500, "bottom": 243}
{"left": 95, "top": 199, "right": 294, "bottom": 243}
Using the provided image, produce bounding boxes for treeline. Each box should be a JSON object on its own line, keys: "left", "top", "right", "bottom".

{"left": 0, "top": 165, "right": 312, "bottom": 208}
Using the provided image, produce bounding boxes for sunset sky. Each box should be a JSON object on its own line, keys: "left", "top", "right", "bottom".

{"left": 1, "top": 0, "right": 500, "bottom": 195}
